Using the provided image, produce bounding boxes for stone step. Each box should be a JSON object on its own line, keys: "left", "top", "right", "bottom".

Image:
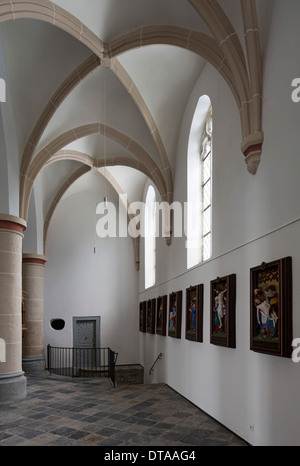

{"left": 115, "top": 364, "right": 144, "bottom": 386}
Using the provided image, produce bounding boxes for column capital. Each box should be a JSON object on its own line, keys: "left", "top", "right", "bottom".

{"left": 22, "top": 253, "right": 47, "bottom": 266}
{"left": 0, "top": 214, "right": 27, "bottom": 233}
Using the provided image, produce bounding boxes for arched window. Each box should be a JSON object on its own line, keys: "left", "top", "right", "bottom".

{"left": 201, "top": 106, "right": 212, "bottom": 262}
{"left": 187, "top": 96, "right": 212, "bottom": 269}
{"left": 145, "top": 185, "right": 156, "bottom": 289}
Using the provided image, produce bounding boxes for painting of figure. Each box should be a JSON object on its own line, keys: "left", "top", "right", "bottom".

{"left": 213, "top": 285, "right": 227, "bottom": 336}
{"left": 139, "top": 301, "right": 146, "bottom": 333}
{"left": 250, "top": 257, "right": 292, "bottom": 358}
{"left": 210, "top": 275, "right": 236, "bottom": 348}
{"left": 186, "top": 285, "right": 203, "bottom": 343}
{"left": 168, "top": 291, "right": 182, "bottom": 339}
{"left": 147, "top": 299, "right": 156, "bottom": 334}
{"left": 253, "top": 285, "right": 279, "bottom": 341}
{"left": 156, "top": 296, "right": 167, "bottom": 336}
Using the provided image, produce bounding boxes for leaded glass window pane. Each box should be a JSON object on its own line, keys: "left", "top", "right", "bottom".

{"left": 200, "top": 106, "right": 212, "bottom": 262}
{"left": 203, "top": 233, "right": 211, "bottom": 262}
{"left": 203, "top": 153, "right": 211, "bottom": 183}
{"left": 203, "top": 180, "right": 211, "bottom": 210}
{"left": 203, "top": 207, "right": 211, "bottom": 236}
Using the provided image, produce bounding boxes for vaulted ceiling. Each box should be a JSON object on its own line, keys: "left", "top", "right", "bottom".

{"left": 0, "top": 0, "right": 271, "bottom": 255}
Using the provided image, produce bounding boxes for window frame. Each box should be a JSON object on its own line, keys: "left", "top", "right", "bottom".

{"left": 200, "top": 106, "right": 212, "bottom": 263}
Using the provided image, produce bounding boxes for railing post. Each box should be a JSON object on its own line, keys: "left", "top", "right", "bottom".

{"left": 108, "top": 348, "right": 116, "bottom": 387}
{"left": 71, "top": 347, "right": 74, "bottom": 378}
{"left": 47, "top": 344, "right": 51, "bottom": 375}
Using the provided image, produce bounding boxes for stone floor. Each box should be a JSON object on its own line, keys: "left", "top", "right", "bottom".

{"left": 0, "top": 372, "right": 248, "bottom": 447}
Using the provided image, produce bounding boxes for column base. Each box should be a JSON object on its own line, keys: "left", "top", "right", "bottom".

{"left": 22, "top": 356, "right": 45, "bottom": 373}
{"left": 0, "top": 371, "right": 27, "bottom": 402}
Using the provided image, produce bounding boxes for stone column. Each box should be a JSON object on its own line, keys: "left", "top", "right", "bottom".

{"left": 0, "top": 214, "right": 27, "bottom": 402}
{"left": 22, "top": 254, "right": 47, "bottom": 373}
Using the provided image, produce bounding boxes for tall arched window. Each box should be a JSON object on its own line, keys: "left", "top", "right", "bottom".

{"left": 201, "top": 106, "right": 212, "bottom": 262}
{"left": 145, "top": 185, "right": 156, "bottom": 289}
{"left": 187, "top": 96, "right": 212, "bottom": 269}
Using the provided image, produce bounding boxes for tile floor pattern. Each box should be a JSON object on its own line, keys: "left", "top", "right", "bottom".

{"left": 0, "top": 372, "right": 248, "bottom": 447}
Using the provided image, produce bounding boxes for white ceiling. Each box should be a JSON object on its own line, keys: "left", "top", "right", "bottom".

{"left": 0, "top": 0, "right": 273, "bottom": 230}
{"left": 53, "top": 0, "right": 211, "bottom": 41}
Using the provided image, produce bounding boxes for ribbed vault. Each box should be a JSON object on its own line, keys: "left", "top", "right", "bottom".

{"left": 20, "top": 124, "right": 167, "bottom": 221}
{"left": 0, "top": 0, "right": 265, "bottom": 262}
{"left": 0, "top": 0, "right": 263, "bottom": 183}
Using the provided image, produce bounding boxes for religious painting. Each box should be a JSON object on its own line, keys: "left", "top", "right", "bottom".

{"left": 186, "top": 285, "right": 204, "bottom": 343}
{"left": 168, "top": 291, "right": 182, "bottom": 339}
{"left": 156, "top": 295, "right": 167, "bottom": 336}
{"left": 250, "top": 257, "right": 292, "bottom": 358}
{"left": 210, "top": 274, "right": 236, "bottom": 348}
{"left": 139, "top": 301, "right": 146, "bottom": 333}
{"left": 146, "top": 298, "right": 156, "bottom": 334}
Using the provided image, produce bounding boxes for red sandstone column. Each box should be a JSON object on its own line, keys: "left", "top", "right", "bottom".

{"left": 22, "top": 254, "right": 47, "bottom": 373}
{"left": 0, "top": 214, "right": 27, "bottom": 401}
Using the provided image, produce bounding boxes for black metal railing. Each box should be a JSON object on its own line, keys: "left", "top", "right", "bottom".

{"left": 47, "top": 345, "right": 118, "bottom": 387}
{"left": 149, "top": 352, "right": 163, "bottom": 375}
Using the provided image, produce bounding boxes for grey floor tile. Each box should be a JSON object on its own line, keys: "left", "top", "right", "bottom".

{"left": 0, "top": 372, "right": 249, "bottom": 447}
{"left": 96, "top": 426, "right": 121, "bottom": 437}
{"left": 181, "top": 428, "right": 212, "bottom": 446}
{"left": 0, "top": 432, "right": 13, "bottom": 441}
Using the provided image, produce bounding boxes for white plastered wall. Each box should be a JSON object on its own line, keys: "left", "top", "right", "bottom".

{"left": 0, "top": 30, "right": 19, "bottom": 217}
{"left": 43, "top": 174, "right": 139, "bottom": 365}
{"left": 138, "top": 1, "right": 300, "bottom": 447}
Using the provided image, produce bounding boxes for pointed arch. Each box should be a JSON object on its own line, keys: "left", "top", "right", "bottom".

{"left": 20, "top": 124, "right": 168, "bottom": 221}
{"left": 43, "top": 165, "right": 91, "bottom": 254}
{"left": 20, "top": 54, "right": 101, "bottom": 179}
{"left": 48, "top": 150, "right": 157, "bottom": 183}
{"left": 0, "top": 0, "right": 103, "bottom": 56}
{"left": 188, "top": 0, "right": 263, "bottom": 173}
{"left": 43, "top": 164, "right": 141, "bottom": 269}
{"left": 0, "top": 0, "right": 264, "bottom": 176}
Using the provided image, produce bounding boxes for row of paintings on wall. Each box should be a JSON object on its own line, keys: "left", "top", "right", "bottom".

{"left": 139, "top": 256, "right": 293, "bottom": 358}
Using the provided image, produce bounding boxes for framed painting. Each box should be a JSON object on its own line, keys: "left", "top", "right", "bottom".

{"left": 168, "top": 291, "right": 182, "bottom": 339}
{"left": 186, "top": 285, "right": 204, "bottom": 343}
{"left": 146, "top": 298, "right": 156, "bottom": 334}
{"left": 211, "top": 274, "right": 236, "bottom": 348}
{"left": 156, "top": 295, "right": 167, "bottom": 336}
{"left": 139, "top": 301, "right": 146, "bottom": 333}
{"left": 250, "top": 257, "right": 292, "bottom": 358}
